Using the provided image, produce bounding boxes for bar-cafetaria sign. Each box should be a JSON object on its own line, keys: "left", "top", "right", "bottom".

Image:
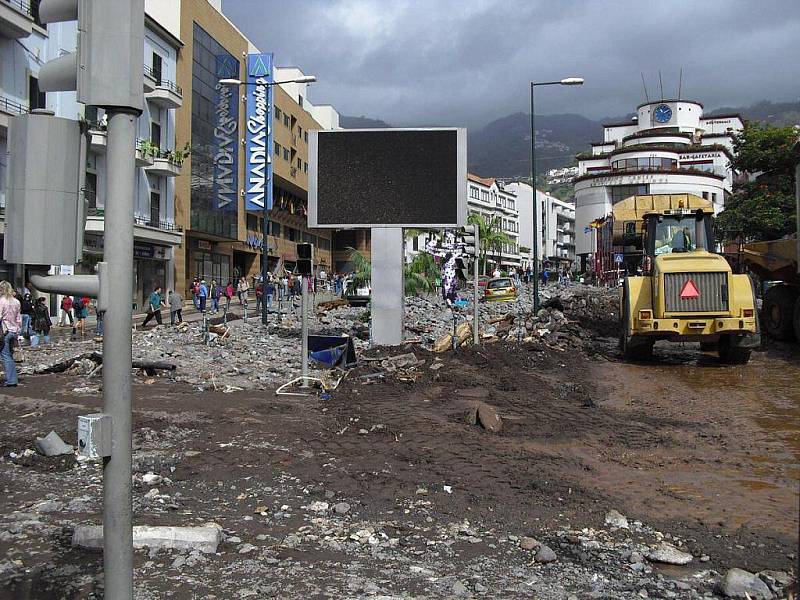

{"left": 245, "top": 53, "right": 274, "bottom": 211}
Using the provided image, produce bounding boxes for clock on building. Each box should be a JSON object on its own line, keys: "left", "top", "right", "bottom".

{"left": 654, "top": 104, "right": 672, "bottom": 123}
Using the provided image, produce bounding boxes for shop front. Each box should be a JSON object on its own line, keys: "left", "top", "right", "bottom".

{"left": 187, "top": 238, "right": 232, "bottom": 289}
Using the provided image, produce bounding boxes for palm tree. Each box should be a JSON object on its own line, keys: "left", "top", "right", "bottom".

{"left": 345, "top": 247, "right": 371, "bottom": 294}
{"left": 347, "top": 247, "right": 439, "bottom": 296}
{"left": 467, "top": 213, "right": 512, "bottom": 275}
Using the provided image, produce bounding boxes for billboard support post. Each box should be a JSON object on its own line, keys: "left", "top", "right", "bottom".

{"left": 371, "top": 227, "right": 405, "bottom": 345}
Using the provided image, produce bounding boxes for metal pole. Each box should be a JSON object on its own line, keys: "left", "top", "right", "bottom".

{"left": 261, "top": 78, "right": 269, "bottom": 327}
{"left": 530, "top": 82, "right": 540, "bottom": 313}
{"left": 301, "top": 276, "right": 309, "bottom": 384}
{"left": 473, "top": 226, "right": 480, "bottom": 345}
{"left": 103, "top": 108, "right": 137, "bottom": 600}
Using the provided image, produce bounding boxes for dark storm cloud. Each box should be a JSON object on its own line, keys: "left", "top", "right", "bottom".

{"left": 223, "top": 0, "right": 800, "bottom": 127}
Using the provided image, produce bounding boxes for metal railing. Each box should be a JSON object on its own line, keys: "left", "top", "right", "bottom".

{"left": 0, "top": 95, "right": 28, "bottom": 116}
{"left": 134, "top": 215, "right": 182, "bottom": 232}
{"left": 143, "top": 66, "right": 182, "bottom": 96}
{"left": 2, "top": 0, "right": 32, "bottom": 17}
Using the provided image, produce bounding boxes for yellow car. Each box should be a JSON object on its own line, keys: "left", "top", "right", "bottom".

{"left": 484, "top": 277, "right": 518, "bottom": 302}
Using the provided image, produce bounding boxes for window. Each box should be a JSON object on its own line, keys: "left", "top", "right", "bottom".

{"left": 152, "top": 53, "right": 163, "bottom": 85}
{"left": 150, "top": 121, "right": 162, "bottom": 148}
{"left": 270, "top": 221, "right": 281, "bottom": 236}
{"left": 85, "top": 105, "right": 100, "bottom": 125}
{"left": 711, "top": 192, "right": 717, "bottom": 204}
{"left": 85, "top": 172, "right": 97, "bottom": 210}
{"left": 283, "top": 148, "right": 289, "bottom": 161}
{"left": 702, "top": 192, "right": 709, "bottom": 200}
{"left": 296, "top": 158, "right": 301, "bottom": 169}
{"left": 283, "top": 114, "right": 289, "bottom": 128}
{"left": 612, "top": 157, "right": 677, "bottom": 172}
{"left": 298, "top": 125, "right": 302, "bottom": 137}
{"left": 275, "top": 106, "right": 282, "bottom": 120}
{"left": 469, "top": 186, "right": 479, "bottom": 199}
{"left": 274, "top": 142, "right": 281, "bottom": 155}
{"left": 150, "top": 192, "right": 161, "bottom": 227}
{"left": 304, "top": 131, "right": 308, "bottom": 143}
{"left": 298, "top": 95, "right": 303, "bottom": 108}
{"left": 303, "top": 161, "right": 308, "bottom": 173}
{"left": 29, "top": 75, "right": 46, "bottom": 111}
{"left": 611, "top": 184, "right": 648, "bottom": 204}
{"left": 246, "top": 213, "right": 258, "bottom": 232}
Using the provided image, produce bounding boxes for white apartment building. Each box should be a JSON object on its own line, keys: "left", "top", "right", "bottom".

{"left": 274, "top": 66, "right": 340, "bottom": 131}
{"left": 505, "top": 182, "right": 576, "bottom": 271}
{"left": 574, "top": 98, "right": 742, "bottom": 268}
{"left": 0, "top": 0, "right": 185, "bottom": 308}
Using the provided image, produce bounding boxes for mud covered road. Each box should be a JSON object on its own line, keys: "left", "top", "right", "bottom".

{"left": 0, "top": 336, "right": 797, "bottom": 598}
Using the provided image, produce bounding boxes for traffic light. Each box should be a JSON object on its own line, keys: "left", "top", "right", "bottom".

{"left": 38, "top": 0, "right": 144, "bottom": 110}
{"left": 463, "top": 224, "right": 479, "bottom": 256}
{"left": 297, "top": 243, "right": 314, "bottom": 276}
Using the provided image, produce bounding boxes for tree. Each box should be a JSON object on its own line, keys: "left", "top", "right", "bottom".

{"left": 467, "top": 213, "right": 512, "bottom": 275}
{"left": 346, "top": 247, "right": 439, "bottom": 297}
{"left": 717, "top": 122, "right": 798, "bottom": 242}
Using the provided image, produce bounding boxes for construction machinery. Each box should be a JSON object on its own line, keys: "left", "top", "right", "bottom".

{"left": 610, "top": 194, "right": 759, "bottom": 363}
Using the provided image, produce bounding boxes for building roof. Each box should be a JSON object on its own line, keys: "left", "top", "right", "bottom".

{"left": 636, "top": 98, "right": 704, "bottom": 110}
{"left": 468, "top": 173, "right": 496, "bottom": 187}
{"left": 701, "top": 113, "right": 743, "bottom": 121}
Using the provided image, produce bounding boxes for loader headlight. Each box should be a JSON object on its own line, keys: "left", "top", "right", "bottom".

{"left": 742, "top": 309, "right": 754, "bottom": 318}
{"left": 638, "top": 310, "right": 652, "bottom": 321}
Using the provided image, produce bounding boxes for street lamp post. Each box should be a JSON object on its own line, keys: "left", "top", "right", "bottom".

{"left": 530, "top": 77, "right": 583, "bottom": 313}
{"left": 220, "top": 75, "right": 316, "bottom": 325}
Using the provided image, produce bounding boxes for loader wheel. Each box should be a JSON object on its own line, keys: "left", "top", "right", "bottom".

{"left": 699, "top": 341, "right": 718, "bottom": 352}
{"left": 718, "top": 336, "right": 751, "bottom": 365}
{"left": 620, "top": 289, "right": 654, "bottom": 361}
{"left": 761, "top": 285, "right": 797, "bottom": 341}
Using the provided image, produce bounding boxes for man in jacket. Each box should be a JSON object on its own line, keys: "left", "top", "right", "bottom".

{"left": 168, "top": 290, "right": 183, "bottom": 325}
{"left": 142, "top": 286, "right": 165, "bottom": 328}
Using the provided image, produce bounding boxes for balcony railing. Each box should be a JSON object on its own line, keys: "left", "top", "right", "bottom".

{"left": 134, "top": 215, "right": 182, "bottom": 232}
{"left": 0, "top": 95, "right": 28, "bottom": 115}
{"left": 3, "top": 0, "right": 32, "bottom": 17}
{"left": 142, "top": 68, "right": 182, "bottom": 96}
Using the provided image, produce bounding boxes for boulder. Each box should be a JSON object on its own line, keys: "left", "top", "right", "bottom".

{"left": 721, "top": 568, "right": 774, "bottom": 599}
{"left": 647, "top": 542, "right": 692, "bottom": 565}
{"left": 72, "top": 524, "right": 222, "bottom": 554}
{"left": 604, "top": 509, "right": 629, "bottom": 529}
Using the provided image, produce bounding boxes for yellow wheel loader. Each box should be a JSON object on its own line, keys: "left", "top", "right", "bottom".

{"left": 614, "top": 194, "right": 759, "bottom": 363}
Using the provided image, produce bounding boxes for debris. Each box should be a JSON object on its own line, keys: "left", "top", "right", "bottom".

{"left": 520, "top": 536, "right": 539, "bottom": 551}
{"left": 333, "top": 502, "right": 351, "bottom": 515}
{"left": 443, "top": 485, "right": 453, "bottom": 494}
{"left": 34, "top": 431, "right": 73, "bottom": 457}
{"left": 535, "top": 544, "right": 557, "bottom": 563}
{"left": 721, "top": 568, "right": 774, "bottom": 599}
{"left": 72, "top": 524, "right": 223, "bottom": 553}
{"left": 306, "top": 501, "right": 329, "bottom": 512}
{"left": 142, "top": 473, "right": 162, "bottom": 486}
{"left": 604, "top": 509, "right": 629, "bottom": 529}
{"left": 433, "top": 321, "right": 472, "bottom": 352}
{"left": 646, "top": 542, "right": 693, "bottom": 565}
{"left": 381, "top": 352, "right": 420, "bottom": 371}
{"left": 468, "top": 402, "right": 503, "bottom": 433}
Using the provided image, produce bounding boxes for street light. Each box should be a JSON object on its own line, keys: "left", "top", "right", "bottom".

{"left": 219, "top": 74, "right": 316, "bottom": 325}
{"left": 530, "top": 76, "right": 583, "bottom": 312}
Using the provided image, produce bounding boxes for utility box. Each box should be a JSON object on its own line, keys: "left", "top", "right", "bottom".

{"left": 296, "top": 243, "right": 314, "bottom": 276}
{"left": 77, "top": 413, "right": 112, "bottom": 458}
{"left": 4, "top": 112, "right": 87, "bottom": 266}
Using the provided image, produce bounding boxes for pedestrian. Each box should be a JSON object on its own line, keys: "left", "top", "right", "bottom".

{"left": 319, "top": 268, "right": 328, "bottom": 291}
{"left": 255, "top": 279, "right": 263, "bottom": 313}
{"left": 59, "top": 294, "right": 74, "bottom": 327}
{"left": 94, "top": 300, "right": 104, "bottom": 337}
{"left": 210, "top": 279, "right": 221, "bottom": 314}
{"left": 71, "top": 295, "right": 87, "bottom": 337}
{"left": 168, "top": 289, "right": 183, "bottom": 325}
{"left": 191, "top": 278, "right": 200, "bottom": 310}
{"left": 237, "top": 276, "right": 249, "bottom": 305}
{"left": 265, "top": 277, "right": 274, "bottom": 311}
{"left": 281, "top": 275, "right": 289, "bottom": 301}
{"left": 0, "top": 281, "right": 21, "bottom": 387}
{"left": 224, "top": 280, "right": 233, "bottom": 310}
{"left": 19, "top": 292, "right": 33, "bottom": 343}
{"left": 288, "top": 275, "right": 295, "bottom": 300}
{"left": 492, "top": 266, "right": 501, "bottom": 278}
{"left": 198, "top": 280, "right": 208, "bottom": 313}
{"left": 32, "top": 296, "right": 51, "bottom": 345}
{"left": 142, "top": 285, "right": 165, "bottom": 328}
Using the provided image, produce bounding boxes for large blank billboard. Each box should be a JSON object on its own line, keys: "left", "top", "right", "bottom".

{"left": 308, "top": 128, "right": 466, "bottom": 228}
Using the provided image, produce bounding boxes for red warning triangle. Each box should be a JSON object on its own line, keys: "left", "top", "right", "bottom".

{"left": 680, "top": 278, "right": 700, "bottom": 299}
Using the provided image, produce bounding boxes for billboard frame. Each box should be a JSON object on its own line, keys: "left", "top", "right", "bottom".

{"left": 307, "top": 127, "right": 467, "bottom": 229}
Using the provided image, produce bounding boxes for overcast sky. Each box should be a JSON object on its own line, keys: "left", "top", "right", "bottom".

{"left": 223, "top": 0, "right": 800, "bottom": 129}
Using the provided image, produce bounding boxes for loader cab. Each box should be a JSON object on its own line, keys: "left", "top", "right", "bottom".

{"left": 644, "top": 210, "right": 714, "bottom": 259}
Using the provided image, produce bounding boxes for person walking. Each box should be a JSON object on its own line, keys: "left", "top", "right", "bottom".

{"left": 210, "top": 279, "right": 221, "bottom": 314}
{"left": 0, "top": 281, "right": 21, "bottom": 387}
{"left": 255, "top": 279, "right": 263, "bottom": 313}
{"left": 198, "top": 280, "right": 208, "bottom": 313}
{"left": 191, "top": 278, "right": 200, "bottom": 310}
{"left": 265, "top": 277, "right": 275, "bottom": 311}
{"left": 237, "top": 276, "right": 249, "bottom": 306}
{"left": 93, "top": 299, "right": 104, "bottom": 338}
{"left": 169, "top": 289, "right": 183, "bottom": 325}
{"left": 224, "top": 281, "right": 233, "bottom": 311}
{"left": 59, "top": 295, "right": 74, "bottom": 327}
{"left": 19, "top": 293, "right": 33, "bottom": 344}
{"left": 33, "top": 297, "right": 52, "bottom": 345}
{"left": 71, "top": 295, "right": 87, "bottom": 337}
{"left": 142, "top": 285, "right": 165, "bottom": 328}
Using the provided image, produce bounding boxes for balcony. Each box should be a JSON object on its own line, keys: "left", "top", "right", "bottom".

{"left": 143, "top": 65, "right": 158, "bottom": 93}
{"left": 0, "top": 95, "right": 27, "bottom": 129}
{"left": 135, "top": 140, "right": 154, "bottom": 167}
{"left": 89, "top": 127, "right": 107, "bottom": 153}
{"left": 0, "top": 0, "right": 33, "bottom": 39}
{"left": 145, "top": 78, "right": 183, "bottom": 110}
{"left": 134, "top": 215, "right": 182, "bottom": 232}
{"left": 144, "top": 151, "right": 182, "bottom": 177}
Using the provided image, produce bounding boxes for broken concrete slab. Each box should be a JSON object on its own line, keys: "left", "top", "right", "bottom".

{"left": 72, "top": 524, "right": 223, "bottom": 554}
{"left": 34, "top": 431, "right": 73, "bottom": 457}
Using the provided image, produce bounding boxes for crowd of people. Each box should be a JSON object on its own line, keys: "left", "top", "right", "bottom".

{"left": 490, "top": 265, "right": 573, "bottom": 286}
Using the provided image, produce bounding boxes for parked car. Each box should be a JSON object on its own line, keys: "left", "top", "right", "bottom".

{"left": 484, "top": 277, "right": 518, "bottom": 302}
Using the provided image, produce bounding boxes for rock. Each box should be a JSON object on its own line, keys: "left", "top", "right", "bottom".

{"left": 227, "top": 536, "right": 242, "bottom": 544}
{"left": 451, "top": 580, "right": 469, "bottom": 596}
{"left": 171, "top": 556, "right": 185, "bottom": 569}
{"left": 469, "top": 402, "right": 503, "bottom": 433}
{"left": 474, "top": 582, "right": 487, "bottom": 593}
{"left": 72, "top": 525, "right": 222, "bottom": 553}
{"left": 333, "top": 502, "right": 351, "bottom": 515}
{"left": 534, "top": 544, "right": 557, "bottom": 563}
{"left": 759, "top": 570, "right": 792, "bottom": 594}
{"left": 307, "top": 501, "right": 329, "bottom": 512}
{"left": 604, "top": 509, "right": 629, "bottom": 529}
{"left": 647, "top": 542, "right": 693, "bottom": 565}
{"left": 34, "top": 431, "right": 73, "bottom": 457}
{"left": 238, "top": 543, "right": 256, "bottom": 554}
{"left": 144, "top": 488, "right": 160, "bottom": 499}
{"left": 33, "top": 500, "right": 63, "bottom": 513}
{"left": 520, "top": 536, "right": 539, "bottom": 551}
{"left": 721, "top": 568, "right": 774, "bottom": 599}
{"left": 142, "top": 473, "right": 162, "bottom": 486}
{"left": 629, "top": 551, "right": 644, "bottom": 564}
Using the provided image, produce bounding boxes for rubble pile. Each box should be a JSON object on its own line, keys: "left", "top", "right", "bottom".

{"left": 17, "top": 284, "right": 619, "bottom": 390}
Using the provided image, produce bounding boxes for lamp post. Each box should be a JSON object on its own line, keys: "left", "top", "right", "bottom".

{"left": 220, "top": 75, "right": 316, "bottom": 325}
{"left": 530, "top": 77, "right": 583, "bottom": 312}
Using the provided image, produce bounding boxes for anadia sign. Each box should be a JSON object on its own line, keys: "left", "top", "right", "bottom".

{"left": 245, "top": 53, "right": 274, "bottom": 211}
